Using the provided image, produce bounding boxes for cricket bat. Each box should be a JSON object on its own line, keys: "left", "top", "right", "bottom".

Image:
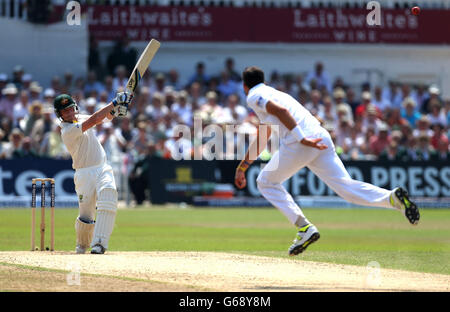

{"left": 126, "top": 39, "right": 161, "bottom": 94}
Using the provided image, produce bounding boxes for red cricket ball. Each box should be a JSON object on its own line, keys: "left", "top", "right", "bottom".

{"left": 411, "top": 6, "right": 420, "bottom": 15}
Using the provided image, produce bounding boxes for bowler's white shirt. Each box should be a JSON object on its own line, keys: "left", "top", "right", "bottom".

{"left": 246, "top": 83, "right": 321, "bottom": 144}
{"left": 60, "top": 114, "right": 106, "bottom": 169}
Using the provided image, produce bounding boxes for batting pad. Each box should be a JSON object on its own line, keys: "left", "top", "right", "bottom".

{"left": 75, "top": 217, "right": 95, "bottom": 249}
{"left": 91, "top": 188, "right": 117, "bottom": 250}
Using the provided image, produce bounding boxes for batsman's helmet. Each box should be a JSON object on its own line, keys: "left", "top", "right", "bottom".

{"left": 53, "top": 94, "right": 78, "bottom": 119}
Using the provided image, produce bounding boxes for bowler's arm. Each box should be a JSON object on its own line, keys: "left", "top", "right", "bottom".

{"left": 265, "top": 101, "right": 327, "bottom": 150}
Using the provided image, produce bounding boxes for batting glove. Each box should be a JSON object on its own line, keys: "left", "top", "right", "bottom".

{"left": 112, "top": 92, "right": 133, "bottom": 117}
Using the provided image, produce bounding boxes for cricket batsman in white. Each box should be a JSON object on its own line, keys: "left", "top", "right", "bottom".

{"left": 234, "top": 66, "right": 420, "bottom": 256}
{"left": 54, "top": 92, "right": 131, "bottom": 254}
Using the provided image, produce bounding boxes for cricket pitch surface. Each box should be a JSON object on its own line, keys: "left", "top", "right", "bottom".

{"left": 0, "top": 251, "right": 448, "bottom": 292}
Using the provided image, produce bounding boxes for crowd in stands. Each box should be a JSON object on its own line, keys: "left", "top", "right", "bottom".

{"left": 1, "top": 58, "right": 450, "bottom": 168}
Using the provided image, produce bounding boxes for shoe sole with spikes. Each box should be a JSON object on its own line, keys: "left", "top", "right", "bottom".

{"left": 395, "top": 187, "right": 420, "bottom": 225}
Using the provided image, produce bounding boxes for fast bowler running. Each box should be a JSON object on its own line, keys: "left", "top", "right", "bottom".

{"left": 54, "top": 92, "right": 131, "bottom": 254}
{"left": 234, "top": 66, "right": 420, "bottom": 256}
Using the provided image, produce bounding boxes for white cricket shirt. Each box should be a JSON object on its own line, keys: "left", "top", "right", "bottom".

{"left": 246, "top": 83, "right": 321, "bottom": 143}
{"left": 60, "top": 114, "right": 106, "bottom": 169}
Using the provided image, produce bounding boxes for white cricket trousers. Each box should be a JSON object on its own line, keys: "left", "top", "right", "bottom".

{"left": 257, "top": 127, "right": 393, "bottom": 226}
{"left": 74, "top": 163, "right": 117, "bottom": 221}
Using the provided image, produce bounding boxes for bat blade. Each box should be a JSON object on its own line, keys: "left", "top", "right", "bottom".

{"left": 126, "top": 39, "right": 160, "bottom": 94}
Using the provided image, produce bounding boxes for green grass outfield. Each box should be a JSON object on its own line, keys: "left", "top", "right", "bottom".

{"left": 1, "top": 206, "right": 449, "bottom": 275}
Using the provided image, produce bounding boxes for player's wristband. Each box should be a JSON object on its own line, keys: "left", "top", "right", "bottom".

{"left": 291, "top": 125, "right": 305, "bottom": 142}
{"left": 237, "top": 161, "right": 251, "bottom": 172}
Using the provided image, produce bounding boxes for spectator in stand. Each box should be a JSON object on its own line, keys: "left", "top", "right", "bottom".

{"left": 24, "top": 100, "right": 43, "bottom": 136}
{"left": 332, "top": 76, "right": 347, "bottom": 91}
{"left": 102, "top": 76, "right": 116, "bottom": 103}
{"left": 200, "top": 91, "right": 225, "bottom": 124}
{"left": 80, "top": 97, "right": 97, "bottom": 115}
{"left": 297, "top": 88, "right": 309, "bottom": 106}
{"left": 146, "top": 92, "right": 168, "bottom": 122}
{"left": 269, "top": 71, "right": 281, "bottom": 89}
{"left": 413, "top": 132, "right": 436, "bottom": 161}
{"left": 435, "top": 136, "right": 450, "bottom": 161}
{"left": 11, "top": 66, "right": 24, "bottom": 90}
{"left": 372, "top": 86, "right": 391, "bottom": 112}
{"left": 217, "top": 71, "right": 239, "bottom": 98}
{"left": 84, "top": 71, "right": 104, "bottom": 97}
{"left": 281, "top": 74, "right": 298, "bottom": 98}
{"left": 30, "top": 105, "right": 54, "bottom": 151}
{"left": 306, "top": 62, "right": 332, "bottom": 93}
{"left": 399, "top": 123, "right": 413, "bottom": 146}
{"left": 115, "top": 115, "right": 135, "bottom": 151}
{"left": 385, "top": 107, "right": 408, "bottom": 131}
{"left": 150, "top": 73, "right": 166, "bottom": 94}
{"left": 12, "top": 90, "right": 30, "bottom": 127}
{"left": 224, "top": 57, "right": 241, "bottom": 82}
{"left": 369, "top": 123, "right": 390, "bottom": 156}
{"left": 304, "top": 89, "right": 323, "bottom": 118}
{"left": 345, "top": 87, "right": 359, "bottom": 115}
{"left": 393, "top": 83, "right": 416, "bottom": 109}
{"left": 29, "top": 82, "right": 43, "bottom": 102}
{"left": 22, "top": 74, "right": 32, "bottom": 92}
{"left": 99, "top": 121, "right": 126, "bottom": 166}
{"left": 43, "top": 88, "right": 56, "bottom": 107}
{"left": 421, "top": 85, "right": 441, "bottom": 114}
{"left": 414, "top": 84, "right": 428, "bottom": 111}
{"left": 427, "top": 99, "right": 447, "bottom": 127}
{"left": 132, "top": 121, "right": 153, "bottom": 156}
{"left": 164, "top": 129, "right": 193, "bottom": 160}
{"left": 163, "top": 86, "right": 177, "bottom": 109}
{"left": 167, "top": 69, "right": 182, "bottom": 90}
{"left": 382, "top": 81, "right": 400, "bottom": 108}
{"left": 171, "top": 90, "right": 193, "bottom": 127}
{"left": 132, "top": 87, "right": 151, "bottom": 121}
{"left": 0, "top": 129, "right": 6, "bottom": 158}
{"left": 333, "top": 88, "right": 353, "bottom": 123}
{"left": 430, "top": 123, "right": 447, "bottom": 150}
{"left": 320, "top": 95, "right": 337, "bottom": 125}
{"left": 0, "top": 84, "right": 18, "bottom": 120}
{"left": 223, "top": 94, "right": 247, "bottom": 124}
{"left": 0, "top": 117, "right": 12, "bottom": 143}
{"left": 12, "top": 136, "right": 38, "bottom": 158}
{"left": 342, "top": 126, "right": 365, "bottom": 160}
{"left": 39, "top": 123, "right": 69, "bottom": 159}
{"left": 413, "top": 115, "right": 433, "bottom": 138}
{"left": 362, "top": 104, "right": 383, "bottom": 134}
{"left": 0, "top": 73, "right": 8, "bottom": 96}
{"left": 401, "top": 97, "right": 421, "bottom": 128}
{"left": 355, "top": 91, "right": 380, "bottom": 119}
{"left": 188, "top": 62, "right": 210, "bottom": 88}
{"left": 335, "top": 116, "right": 353, "bottom": 148}
{"left": 1, "top": 128, "right": 23, "bottom": 158}
{"left": 379, "top": 141, "right": 408, "bottom": 161}
{"left": 112, "top": 65, "right": 128, "bottom": 92}
{"left": 405, "top": 135, "right": 418, "bottom": 160}
{"left": 128, "top": 142, "right": 160, "bottom": 205}
{"left": 189, "top": 81, "right": 206, "bottom": 110}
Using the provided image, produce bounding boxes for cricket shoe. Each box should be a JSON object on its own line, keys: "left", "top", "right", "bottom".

{"left": 75, "top": 245, "right": 87, "bottom": 254}
{"left": 90, "top": 244, "right": 106, "bottom": 254}
{"left": 390, "top": 187, "right": 420, "bottom": 225}
{"left": 288, "top": 224, "right": 320, "bottom": 256}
